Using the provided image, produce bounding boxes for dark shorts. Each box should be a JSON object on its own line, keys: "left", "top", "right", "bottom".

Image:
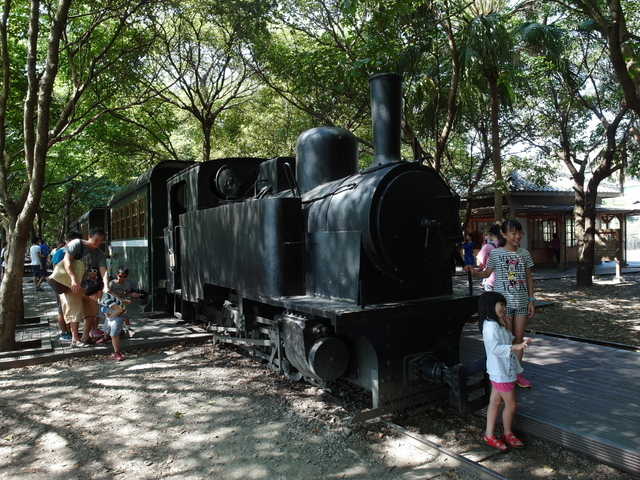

{"left": 31, "top": 264, "right": 44, "bottom": 278}
{"left": 506, "top": 306, "right": 528, "bottom": 317}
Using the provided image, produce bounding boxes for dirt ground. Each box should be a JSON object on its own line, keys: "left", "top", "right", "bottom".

{"left": 0, "top": 272, "right": 639, "bottom": 479}
{"left": 528, "top": 272, "right": 640, "bottom": 347}
{"left": 0, "top": 343, "right": 469, "bottom": 480}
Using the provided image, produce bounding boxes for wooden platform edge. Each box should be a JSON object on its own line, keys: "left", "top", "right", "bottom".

{"left": 515, "top": 411, "right": 640, "bottom": 476}
{"left": 0, "top": 332, "right": 213, "bottom": 371}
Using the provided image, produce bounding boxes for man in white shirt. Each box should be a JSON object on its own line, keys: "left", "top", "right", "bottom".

{"left": 29, "top": 237, "right": 44, "bottom": 291}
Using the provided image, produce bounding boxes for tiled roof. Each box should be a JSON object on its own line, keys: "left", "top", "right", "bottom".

{"left": 470, "top": 204, "right": 640, "bottom": 216}
{"left": 507, "top": 171, "right": 563, "bottom": 192}
{"left": 505, "top": 170, "right": 620, "bottom": 194}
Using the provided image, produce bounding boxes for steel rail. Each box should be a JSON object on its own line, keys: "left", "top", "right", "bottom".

{"left": 380, "top": 419, "right": 511, "bottom": 480}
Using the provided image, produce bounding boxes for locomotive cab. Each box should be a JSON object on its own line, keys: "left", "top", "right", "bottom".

{"left": 164, "top": 158, "right": 266, "bottom": 318}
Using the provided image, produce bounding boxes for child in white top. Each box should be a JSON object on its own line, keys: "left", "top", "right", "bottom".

{"left": 478, "top": 291, "right": 531, "bottom": 450}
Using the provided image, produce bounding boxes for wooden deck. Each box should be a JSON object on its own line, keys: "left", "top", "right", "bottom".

{"left": 460, "top": 326, "right": 640, "bottom": 476}
{"left": 0, "top": 279, "right": 212, "bottom": 369}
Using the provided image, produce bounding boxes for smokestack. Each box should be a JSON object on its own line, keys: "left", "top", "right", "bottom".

{"left": 369, "top": 73, "right": 402, "bottom": 165}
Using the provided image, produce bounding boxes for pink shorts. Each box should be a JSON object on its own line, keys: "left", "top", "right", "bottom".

{"left": 491, "top": 380, "right": 515, "bottom": 392}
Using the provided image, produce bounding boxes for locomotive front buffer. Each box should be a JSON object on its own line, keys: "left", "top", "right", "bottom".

{"left": 406, "top": 354, "right": 490, "bottom": 416}
{"left": 348, "top": 348, "right": 490, "bottom": 424}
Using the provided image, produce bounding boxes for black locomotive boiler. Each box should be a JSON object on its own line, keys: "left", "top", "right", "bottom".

{"left": 164, "top": 74, "right": 487, "bottom": 420}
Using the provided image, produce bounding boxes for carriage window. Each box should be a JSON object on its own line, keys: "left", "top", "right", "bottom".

{"left": 113, "top": 208, "right": 119, "bottom": 240}
{"left": 131, "top": 201, "right": 138, "bottom": 238}
{"left": 118, "top": 207, "right": 123, "bottom": 240}
{"left": 125, "top": 204, "right": 131, "bottom": 238}
{"left": 110, "top": 196, "right": 145, "bottom": 240}
{"left": 138, "top": 198, "right": 145, "bottom": 237}
{"left": 213, "top": 166, "right": 240, "bottom": 198}
{"left": 110, "top": 210, "right": 115, "bottom": 241}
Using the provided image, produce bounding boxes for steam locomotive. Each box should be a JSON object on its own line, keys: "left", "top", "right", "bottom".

{"left": 100, "top": 73, "right": 488, "bottom": 420}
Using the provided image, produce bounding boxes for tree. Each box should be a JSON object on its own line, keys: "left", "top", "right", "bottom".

{"left": 557, "top": 0, "right": 640, "bottom": 120}
{"left": 210, "top": 86, "right": 313, "bottom": 158}
{"left": 564, "top": 74, "right": 630, "bottom": 286}
{"left": 513, "top": 6, "right": 636, "bottom": 285}
{"left": 459, "top": 9, "right": 516, "bottom": 222}
{"left": 0, "top": 0, "right": 156, "bottom": 351}
{"left": 392, "top": 0, "right": 471, "bottom": 171}
{"left": 250, "top": 0, "right": 375, "bottom": 153}
{"left": 252, "top": 0, "right": 467, "bottom": 168}
{"left": 456, "top": 2, "right": 565, "bottom": 224}
{"left": 143, "top": 0, "right": 271, "bottom": 162}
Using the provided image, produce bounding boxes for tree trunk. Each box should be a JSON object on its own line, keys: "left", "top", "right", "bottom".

{"left": 574, "top": 189, "right": 597, "bottom": 286}
{"left": 489, "top": 75, "right": 504, "bottom": 222}
{"left": 0, "top": 0, "right": 72, "bottom": 351}
{"left": 434, "top": 16, "right": 461, "bottom": 172}
{"left": 562, "top": 1, "right": 640, "bottom": 118}
{"left": 0, "top": 229, "right": 29, "bottom": 350}
{"left": 202, "top": 122, "right": 212, "bottom": 163}
{"left": 575, "top": 104, "right": 624, "bottom": 285}
{"left": 605, "top": 2, "right": 640, "bottom": 118}
{"left": 63, "top": 183, "right": 74, "bottom": 238}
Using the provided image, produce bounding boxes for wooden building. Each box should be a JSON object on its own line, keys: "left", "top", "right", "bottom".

{"left": 463, "top": 171, "right": 640, "bottom": 268}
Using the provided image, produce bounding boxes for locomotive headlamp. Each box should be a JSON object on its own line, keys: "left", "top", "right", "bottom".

{"left": 214, "top": 166, "right": 240, "bottom": 198}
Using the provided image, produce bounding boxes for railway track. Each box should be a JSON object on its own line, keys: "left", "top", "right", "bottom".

{"left": 380, "top": 420, "right": 511, "bottom": 480}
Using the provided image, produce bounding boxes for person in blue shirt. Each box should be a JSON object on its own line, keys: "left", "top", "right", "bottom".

{"left": 40, "top": 239, "right": 50, "bottom": 271}
{"left": 461, "top": 232, "right": 475, "bottom": 266}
